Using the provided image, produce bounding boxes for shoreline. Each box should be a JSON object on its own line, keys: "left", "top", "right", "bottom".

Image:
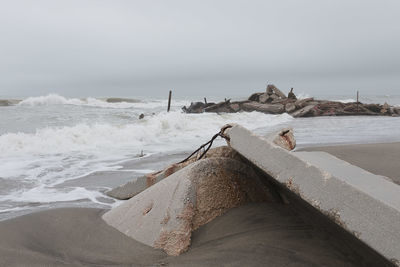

{"left": 0, "top": 141, "right": 398, "bottom": 265}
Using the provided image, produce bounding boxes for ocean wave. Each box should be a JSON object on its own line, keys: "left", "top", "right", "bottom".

{"left": 17, "top": 94, "right": 189, "bottom": 109}
{"left": 296, "top": 92, "right": 311, "bottom": 100}
{"left": 0, "top": 111, "right": 293, "bottom": 156}
{"left": 0, "top": 110, "right": 292, "bottom": 213}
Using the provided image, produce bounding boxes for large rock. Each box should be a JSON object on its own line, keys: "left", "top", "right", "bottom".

{"left": 107, "top": 146, "right": 242, "bottom": 200}
{"left": 285, "top": 102, "right": 296, "bottom": 113}
{"left": 182, "top": 102, "right": 217, "bottom": 113}
{"left": 102, "top": 157, "right": 273, "bottom": 256}
{"left": 266, "top": 84, "right": 287, "bottom": 99}
{"left": 248, "top": 92, "right": 263, "bottom": 102}
{"left": 290, "top": 105, "right": 316, "bottom": 117}
{"left": 204, "top": 100, "right": 233, "bottom": 113}
{"left": 258, "top": 93, "right": 270, "bottom": 103}
{"left": 242, "top": 102, "right": 284, "bottom": 114}
{"left": 294, "top": 98, "right": 314, "bottom": 109}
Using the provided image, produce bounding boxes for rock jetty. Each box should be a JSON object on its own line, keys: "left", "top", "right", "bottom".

{"left": 182, "top": 84, "right": 400, "bottom": 117}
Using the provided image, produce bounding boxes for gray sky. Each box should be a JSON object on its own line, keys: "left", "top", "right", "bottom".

{"left": 0, "top": 0, "right": 399, "bottom": 98}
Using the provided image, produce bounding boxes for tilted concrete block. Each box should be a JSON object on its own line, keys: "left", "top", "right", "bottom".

{"left": 106, "top": 146, "right": 242, "bottom": 200}
{"left": 225, "top": 124, "right": 400, "bottom": 265}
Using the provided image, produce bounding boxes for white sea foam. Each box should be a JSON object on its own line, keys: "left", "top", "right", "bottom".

{"left": 296, "top": 92, "right": 311, "bottom": 100}
{"left": 0, "top": 185, "right": 111, "bottom": 205}
{"left": 0, "top": 109, "right": 293, "bottom": 212}
{"left": 0, "top": 111, "right": 293, "bottom": 156}
{"left": 19, "top": 94, "right": 84, "bottom": 106}
{"left": 333, "top": 98, "right": 356, "bottom": 103}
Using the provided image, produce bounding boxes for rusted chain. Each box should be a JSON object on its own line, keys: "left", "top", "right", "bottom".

{"left": 178, "top": 125, "right": 232, "bottom": 164}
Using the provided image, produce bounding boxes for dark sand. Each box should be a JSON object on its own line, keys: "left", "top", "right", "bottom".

{"left": 299, "top": 142, "right": 400, "bottom": 184}
{"left": 0, "top": 203, "right": 390, "bottom": 267}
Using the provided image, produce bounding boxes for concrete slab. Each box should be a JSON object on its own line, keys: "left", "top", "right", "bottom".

{"left": 106, "top": 146, "right": 242, "bottom": 200}
{"left": 225, "top": 124, "right": 400, "bottom": 265}
{"left": 102, "top": 157, "right": 272, "bottom": 256}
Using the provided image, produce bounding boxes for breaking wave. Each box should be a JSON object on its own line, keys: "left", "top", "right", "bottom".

{"left": 0, "top": 111, "right": 293, "bottom": 156}
{"left": 17, "top": 94, "right": 188, "bottom": 109}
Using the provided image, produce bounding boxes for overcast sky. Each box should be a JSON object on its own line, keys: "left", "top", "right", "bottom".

{"left": 0, "top": 0, "right": 399, "bottom": 98}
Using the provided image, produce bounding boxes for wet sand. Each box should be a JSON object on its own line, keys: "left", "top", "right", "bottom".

{"left": 299, "top": 142, "right": 400, "bottom": 184}
{"left": 0, "top": 202, "right": 391, "bottom": 266}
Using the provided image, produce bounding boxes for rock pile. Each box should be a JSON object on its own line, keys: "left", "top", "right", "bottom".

{"left": 182, "top": 84, "right": 400, "bottom": 117}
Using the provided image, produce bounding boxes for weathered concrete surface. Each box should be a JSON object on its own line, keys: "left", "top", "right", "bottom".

{"left": 103, "top": 157, "right": 273, "bottom": 256}
{"left": 226, "top": 124, "right": 400, "bottom": 265}
{"left": 106, "top": 146, "right": 242, "bottom": 200}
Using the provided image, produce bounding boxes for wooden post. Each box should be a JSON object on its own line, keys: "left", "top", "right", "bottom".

{"left": 167, "top": 90, "right": 172, "bottom": 112}
{"left": 204, "top": 97, "right": 207, "bottom": 105}
{"left": 356, "top": 90, "right": 359, "bottom": 113}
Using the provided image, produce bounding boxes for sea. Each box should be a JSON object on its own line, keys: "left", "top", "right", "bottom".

{"left": 0, "top": 93, "right": 400, "bottom": 220}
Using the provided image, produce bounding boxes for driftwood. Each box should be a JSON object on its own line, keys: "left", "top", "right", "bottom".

{"left": 182, "top": 84, "right": 400, "bottom": 118}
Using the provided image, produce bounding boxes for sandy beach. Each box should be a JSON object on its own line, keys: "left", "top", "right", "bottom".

{"left": 299, "top": 142, "right": 400, "bottom": 185}
{"left": 1, "top": 142, "right": 398, "bottom": 266}
{"left": 0, "top": 203, "right": 390, "bottom": 267}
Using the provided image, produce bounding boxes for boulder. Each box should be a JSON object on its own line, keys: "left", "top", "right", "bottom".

{"left": 266, "top": 84, "right": 287, "bottom": 99}
{"left": 290, "top": 105, "right": 316, "bottom": 117}
{"left": 102, "top": 157, "right": 273, "bottom": 256}
{"left": 294, "top": 98, "right": 314, "bottom": 109}
{"left": 381, "top": 102, "right": 390, "bottom": 114}
{"left": 285, "top": 102, "right": 296, "bottom": 113}
{"left": 182, "top": 102, "right": 206, "bottom": 113}
{"left": 230, "top": 103, "right": 241, "bottom": 112}
{"left": 248, "top": 92, "right": 263, "bottom": 102}
{"left": 203, "top": 100, "right": 234, "bottom": 113}
{"left": 258, "top": 93, "right": 269, "bottom": 103}
{"left": 107, "top": 146, "right": 242, "bottom": 200}
{"left": 242, "top": 102, "right": 284, "bottom": 114}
